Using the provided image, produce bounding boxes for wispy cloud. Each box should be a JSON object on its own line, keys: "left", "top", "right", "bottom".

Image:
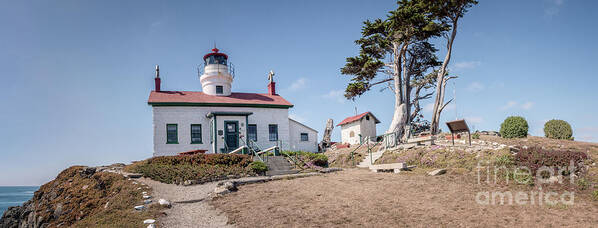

{"left": 544, "top": 0, "right": 566, "bottom": 17}
{"left": 577, "top": 127, "right": 598, "bottom": 142}
{"left": 501, "top": 101, "right": 518, "bottom": 110}
{"left": 521, "top": 101, "right": 534, "bottom": 110}
{"left": 322, "top": 90, "right": 346, "bottom": 104}
{"left": 287, "top": 77, "right": 307, "bottom": 91}
{"left": 467, "top": 82, "right": 485, "bottom": 92}
{"left": 500, "top": 101, "right": 535, "bottom": 110}
{"left": 453, "top": 61, "right": 481, "bottom": 70}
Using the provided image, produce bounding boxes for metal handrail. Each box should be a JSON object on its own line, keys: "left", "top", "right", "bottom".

{"left": 197, "top": 62, "right": 235, "bottom": 78}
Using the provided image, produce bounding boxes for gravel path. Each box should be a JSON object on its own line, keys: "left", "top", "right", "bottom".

{"left": 137, "top": 177, "right": 233, "bottom": 228}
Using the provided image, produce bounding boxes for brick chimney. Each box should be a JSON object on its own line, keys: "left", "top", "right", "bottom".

{"left": 268, "top": 82, "right": 276, "bottom": 95}
{"left": 154, "top": 65, "right": 161, "bottom": 91}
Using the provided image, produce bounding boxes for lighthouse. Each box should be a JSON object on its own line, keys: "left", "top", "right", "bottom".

{"left": 199, "top": 48, "right": 234, "bottom": 96}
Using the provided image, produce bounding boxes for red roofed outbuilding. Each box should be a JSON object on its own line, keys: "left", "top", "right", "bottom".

{"left": 337, "top": 112, "right": 380, "bottom": 145}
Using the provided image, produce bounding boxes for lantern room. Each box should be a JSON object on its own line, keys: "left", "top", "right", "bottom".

{"left": 199, "top": 48, "right": 235, "bottom": 96}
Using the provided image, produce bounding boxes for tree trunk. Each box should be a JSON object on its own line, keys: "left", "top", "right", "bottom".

{"left": 430, "top": 19, "right": 458, "bottom": 134}
{"left": 386, "top": 42, "right": 410, "bottom": 136}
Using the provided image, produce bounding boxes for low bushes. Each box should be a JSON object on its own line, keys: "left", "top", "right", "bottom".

{"left": 250, "top": 161, "right": 268, "bottom": 174}
{"left": 282, "top": 151, "right": 328, "bottom": 167}
{"left": 544, "top": 119, "right": 573, "bottom": 140}
{"left": 514, "top": 147, "right": 588, "bottom": 176}
{"left": 128, "top": 154, "right": 255, "bottom": 184}
{"left": 500, "top": 116, "right": 529, "bottom": 138}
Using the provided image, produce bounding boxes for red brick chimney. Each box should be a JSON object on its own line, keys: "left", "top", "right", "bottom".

{"left": 268, "top": 82, "right": 276, "bottom": 95}
{"left": 154, "top": 65, "right": 161, "bottom": 91}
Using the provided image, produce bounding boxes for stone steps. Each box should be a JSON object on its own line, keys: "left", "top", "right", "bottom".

{"left": 264, "top": 156, "right": 298, "bottom": 176}
{"left": 357, "top": 150, "right": 385, "bottom": 168}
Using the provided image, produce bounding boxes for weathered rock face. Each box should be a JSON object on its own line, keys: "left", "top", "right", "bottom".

{"left": 0, "top": 165, "right": 124, "bottom": 228}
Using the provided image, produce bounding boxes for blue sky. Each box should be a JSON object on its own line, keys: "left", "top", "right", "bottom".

{"left": 1, "top": 0, "right": 597, "bottom": 186}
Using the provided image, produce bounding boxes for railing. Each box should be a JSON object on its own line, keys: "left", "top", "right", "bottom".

{"left": 197, "top": 62, "right": 235, "bottom": 78}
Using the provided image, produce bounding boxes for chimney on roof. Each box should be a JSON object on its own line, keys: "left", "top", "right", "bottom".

{"left": 267, "top": 70, "right": 276, "bottom": 95}
{"left": 154, "top": 65, "right": 161, "bottom": 92}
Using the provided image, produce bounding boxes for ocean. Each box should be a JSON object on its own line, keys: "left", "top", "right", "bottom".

{"left": 0, "top": 186, "right": 38, "bottom": 216}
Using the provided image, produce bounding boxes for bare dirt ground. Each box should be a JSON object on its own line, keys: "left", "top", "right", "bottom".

{"left": 137, "top": 177, "right": 233, "bottom": 228}
{"left": 211, "top": 169, "right": 598, "bottom": 227}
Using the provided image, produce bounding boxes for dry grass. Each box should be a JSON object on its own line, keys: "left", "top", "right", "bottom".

{"left": 211, "top": 169, "right": 598, "bottom": 227}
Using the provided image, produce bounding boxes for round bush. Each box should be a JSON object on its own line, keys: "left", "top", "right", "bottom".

{"left": 544, "top": 119, "right": 573, "bottom": 140}
{"left": 500, "top": 116, "right": 528, "bottom": 138}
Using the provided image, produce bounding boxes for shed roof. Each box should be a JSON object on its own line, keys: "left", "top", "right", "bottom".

{"left": 337, "top": 111, "right": 381, "bottom": 126}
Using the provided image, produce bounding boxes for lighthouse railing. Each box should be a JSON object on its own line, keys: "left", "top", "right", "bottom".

{"left": 197, "top": 62, "right": 235, "bottom": 79}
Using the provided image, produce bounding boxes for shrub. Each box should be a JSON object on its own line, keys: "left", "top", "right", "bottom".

{"left": 282, "top": 151, "right": 328, "bottom": 167}
{"left": 593, "top": 190, "right": 598, "bottom": 201}
{"left": 472, "top": 132, "right": 480, "bottom": 139}
{"left": 500, "top": 116, "right": 529, "bottom": 138}
{"left": 129, "top": 154, "right": 254, "bottom": 184}
{"left": 544, "top": 119, "right": 573, "bottom": 140}
{"left": 250, "top": 161, "right": 268, "bottom": 174}
{"left": 514, "top": 147, "right": 588, "bottom": 176}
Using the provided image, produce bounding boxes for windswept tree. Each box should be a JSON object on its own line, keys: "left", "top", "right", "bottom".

{"left": 341, "top": 0, "right": 445, "bottom": 137}
{"left": 429, "top": 0, "right": 478, "bottom": 134}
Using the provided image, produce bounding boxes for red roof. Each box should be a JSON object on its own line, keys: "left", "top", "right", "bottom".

{"left": 148, "top": 91, "right": 293, "bottom": 108}
{"left": 337, "top": 111, "right": 381, "bottom": 126}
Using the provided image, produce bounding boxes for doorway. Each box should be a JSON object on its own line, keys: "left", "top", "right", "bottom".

{"left": 224, "top": 121, "right": 239, "bottom": 152}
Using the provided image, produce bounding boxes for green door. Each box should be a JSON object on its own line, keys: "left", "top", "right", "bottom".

{"left": 224, "top": 121, "right": 239, "bottom": 152}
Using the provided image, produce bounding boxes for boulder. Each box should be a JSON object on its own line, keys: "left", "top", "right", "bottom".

{"left": 143, "top": 219, "right": 155, "bottom": 224}
{"left": 142, "top": 195, "right": 151, "bottom": 200}
{"left": 144, "top": 199, "right": 152, "bottom": 204}
{"left": 428, "top": 169, "right": 447, "bottom": 176}
{"left": 213, "top": 181, "right": 238, "bottom": 195}
{"left": 134, "top": 205, "right": 145, "bottom": 210}
{"left": 158, "top": 199, "right": 171, "bottom": 208}
{"left": 147, "top": 224, "right": 156, "bottom": 228}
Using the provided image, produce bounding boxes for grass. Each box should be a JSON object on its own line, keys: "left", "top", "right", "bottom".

{"left": 125, "top": 154, "right": 256, "bottom": 184}
{"left": 21, "top": 166, "right": 164, "bottom": 227}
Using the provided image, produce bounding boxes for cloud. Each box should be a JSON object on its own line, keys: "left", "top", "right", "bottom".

{"left": 501, "top": 101, "right": 518, "bottom": 110}
{"left": 577, "top": 127, "right": 598, "bottom": 142}
{"left": 521, "top": 102, "right": 534, "bottom": 110}
{"left": 500, "top": 101, "right": 534, "bottom": 110}
{"left": 467, "top": 82, "right": 485, "bottom": 92}
{"left": 322, "top": 90, "right": 346, "bottom": 104}
{"left": 288, "top": 78, "right": 307, "bottom": 91}
{"left": 544, "top": 0, "right": 566, "bottom": 16}
{"left": 453, "top": 61, "right": 481, "bottom": 70}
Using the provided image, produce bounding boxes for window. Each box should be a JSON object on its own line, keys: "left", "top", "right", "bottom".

{"left": 350, "top": 131, "right": 355, "bottom": 137}
{"left": 247, "top": 124, "right": 257, "bottom": 141}
{"left": 269, "top": 124, "right": 278, "bottom": 141}
{"left": 216, "top": 85, "right": 223, "bottom": 94}
{"left": 166, "top": 124, "right": 178, "bottom": 144}
{"left": 191, "top": 124, "right": 202, "bottom": 144}
{"left": 366, "top": 115, "right": 370, "bottom": 121}
{"left": 300, "top": 133, "right": 309, "bottom": 141}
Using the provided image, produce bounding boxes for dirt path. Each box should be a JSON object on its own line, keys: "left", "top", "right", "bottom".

{"left": 137, "top": 178, "right": 233, "bottom": 228}
{"left": 211, "top": 169, "right": 598, "bottom": 227}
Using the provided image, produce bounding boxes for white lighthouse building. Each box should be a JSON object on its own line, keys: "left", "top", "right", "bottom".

{"left": 148, "top": 48, "right": 318, "bottom": 156}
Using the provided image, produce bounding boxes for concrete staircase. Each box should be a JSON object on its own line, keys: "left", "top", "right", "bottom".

{"left": 263, "top": 156, "right": 298, "bottom": 176}
{"left": 357, "top": 150, "right": 385, "bottom": 168}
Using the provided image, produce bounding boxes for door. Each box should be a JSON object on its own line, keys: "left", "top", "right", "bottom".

{"left": 224, "top": 121, "right": 239, "bottom": 152}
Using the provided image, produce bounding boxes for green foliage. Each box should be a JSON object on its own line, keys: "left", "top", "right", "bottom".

{"left": 471, "top": 132, "right": 480, "bottom": 139}
{"left": 250, "top": 161, "right": 268, "bottom": 174}
{"left": 282, "top": 151, "right": 328, "bottom": 167}
{"left": 500, "top": 116, "right": 529, "bottom": 138}
{"left": 494, "top": 154, "right": 514, "bottom": 166}
{"left": 593, "top": 190, "right": 598, "bottom": 201}
{"left": 577, "top": 178, "right": 590, "bottom": 190}
{"left": 129, "top": 154, "right": 254, "bottom": 184}
{"left": 544, "top": 119, "right": 573, "bottom": 140}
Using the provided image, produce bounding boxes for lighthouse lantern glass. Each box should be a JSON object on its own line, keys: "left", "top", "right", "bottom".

{"left": 205, "top": 55, "right": 227, "bottom": 65}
